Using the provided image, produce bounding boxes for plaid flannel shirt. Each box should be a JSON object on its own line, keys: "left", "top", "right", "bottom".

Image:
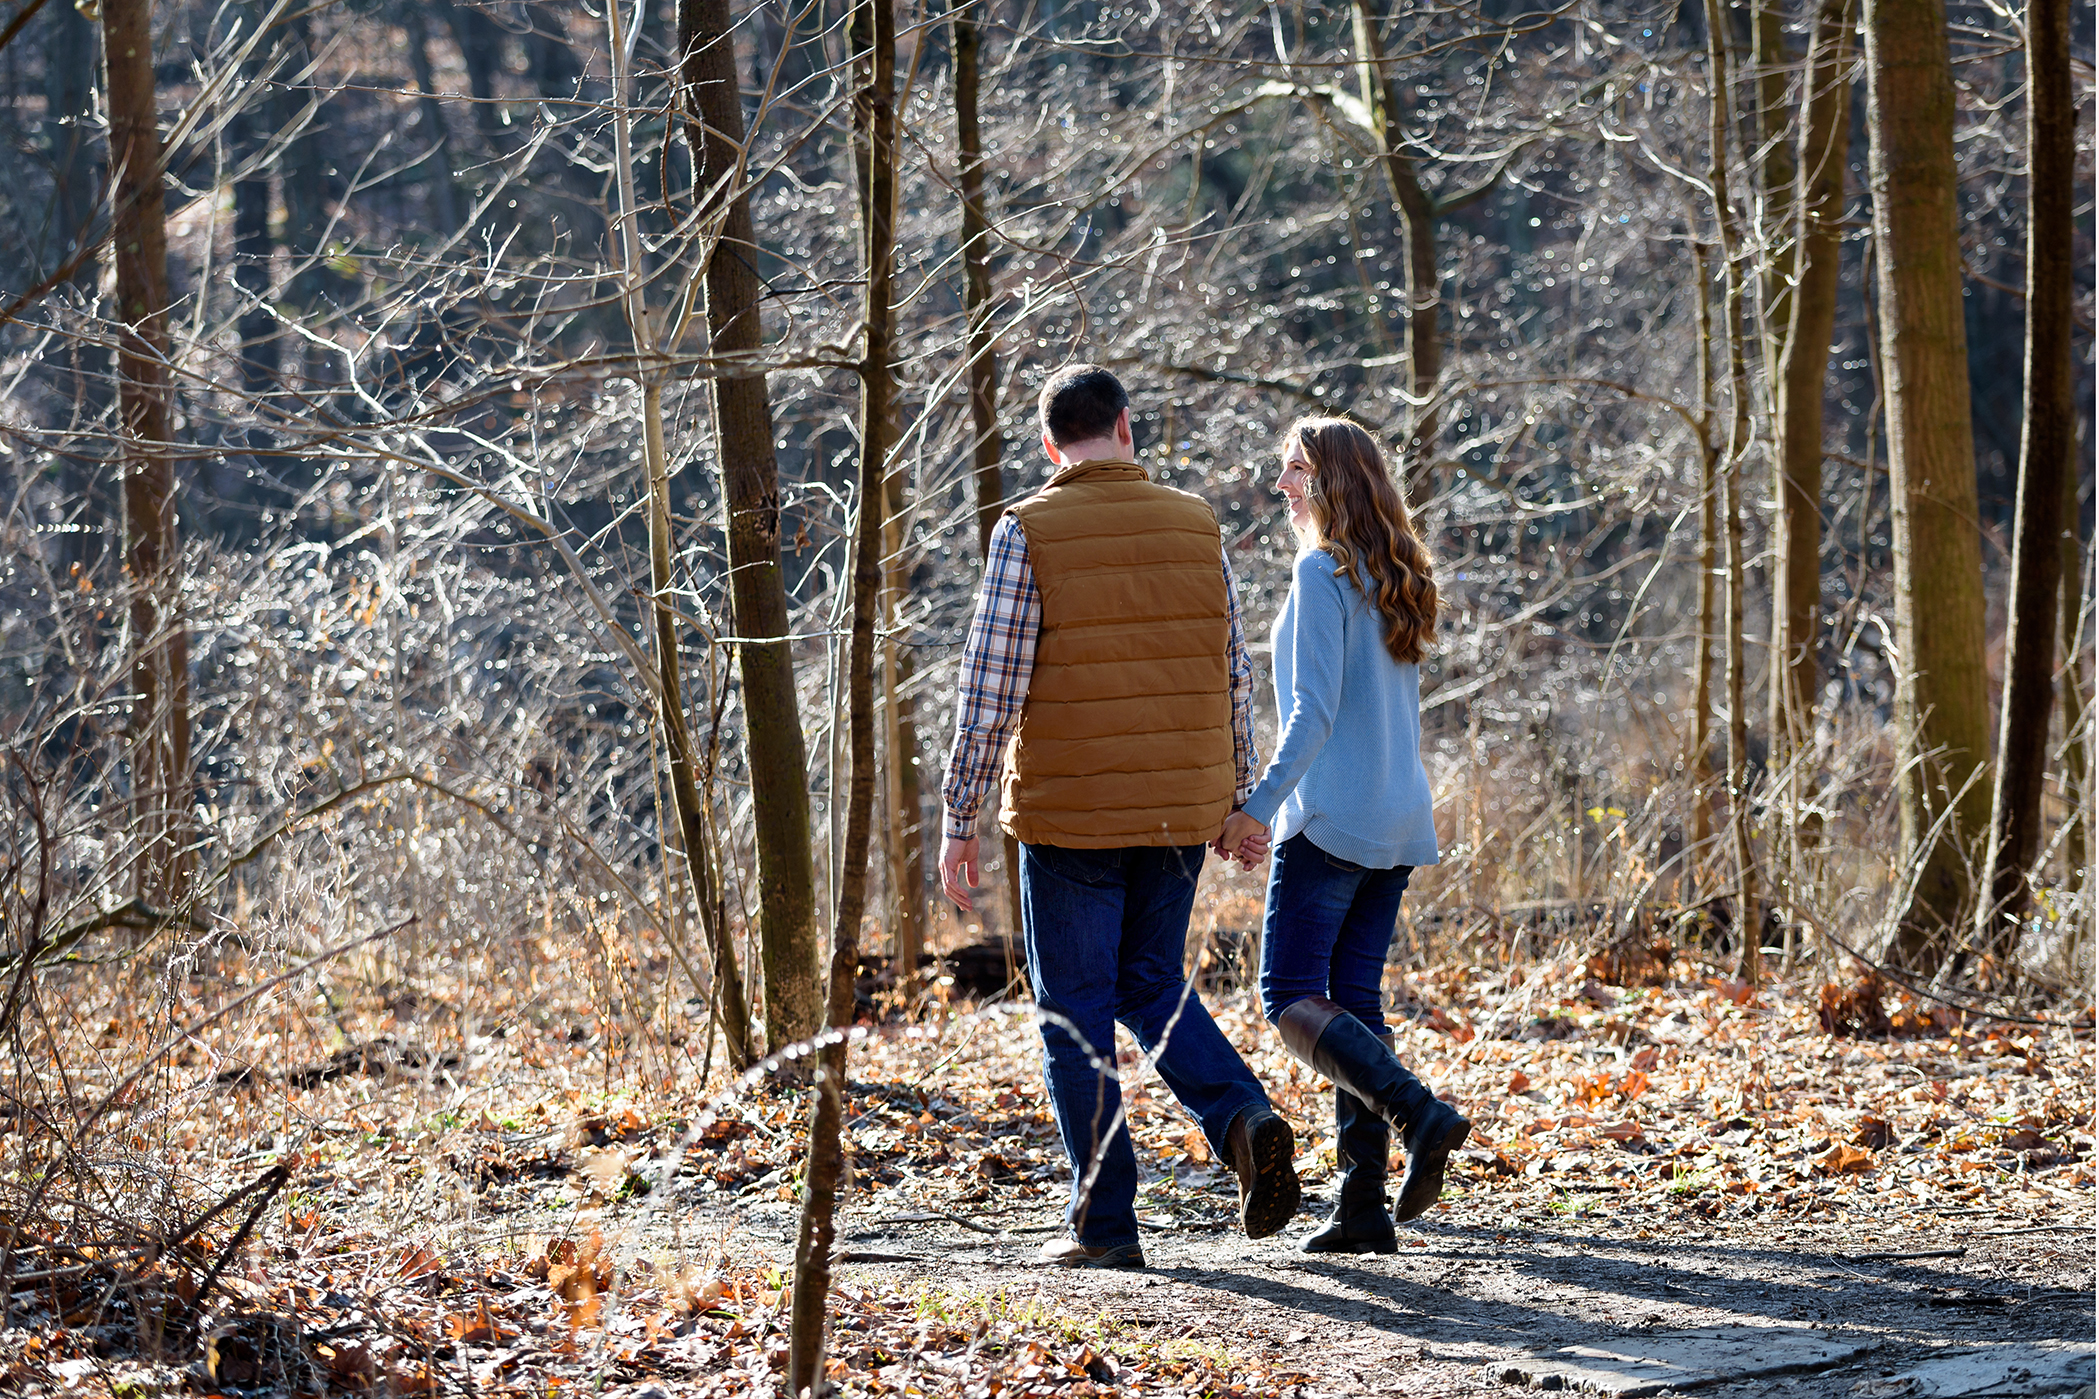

{"left": 941, "top": 510, "right": 1259, "bottom": 841}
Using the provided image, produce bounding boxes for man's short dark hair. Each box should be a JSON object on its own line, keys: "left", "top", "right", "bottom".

{"left": 1038, "top": 364, "right": 1129, "bottom": 446}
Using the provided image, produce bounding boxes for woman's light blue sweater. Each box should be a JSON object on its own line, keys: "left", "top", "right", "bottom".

{"left": 1239, "top": 548, "right": 1440, "bottom": 869}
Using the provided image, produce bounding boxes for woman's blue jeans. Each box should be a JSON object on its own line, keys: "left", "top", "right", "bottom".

{"left": 1020, "top": 841, "right": 1270, "bottom": 1248}
{"left": 1259, "top": 831, "right": 1414, "bottom": 1031}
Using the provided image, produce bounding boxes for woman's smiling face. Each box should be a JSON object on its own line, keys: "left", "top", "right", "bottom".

{"left": 1277, "top": 439, "right": 1314, "bottom": 532}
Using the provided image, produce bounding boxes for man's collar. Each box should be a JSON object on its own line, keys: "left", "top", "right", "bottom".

{"left": 1044, "top": 456, "right": 1148, "bottom": 489}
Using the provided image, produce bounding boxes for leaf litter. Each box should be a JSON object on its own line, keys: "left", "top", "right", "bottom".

{"left": 0, "top": 941, "right": 2089, "bottom": 1397}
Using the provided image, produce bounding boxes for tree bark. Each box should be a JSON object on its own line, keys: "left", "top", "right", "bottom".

{"left": 1975, "top": 0, "right": 2074, "bottom": 952}
{"left": 1752, "top": 0, "right": 1800, "bottom": 364}
{"left": 443, "top": 0, "right": 510, "bottom": 152}
{"left": 678, "top": 0, "right": 823, "bottom": 1052}
{"left": 42, "top": 0, "right": 97, "bottom": 288}
{"left": 881, "top": 465, "right": 926, "bottom": 995}
{"left": 276, "top": 13, "right": 331, "bottom": 309}
{"left": 1690, "top": 243, "right": 1720, "bottom": 892}
{"left": 788, "top": 0, "right": 894, "bottom": 1388}
{"left": 644, "top": 384, "right": 758, "bottom": 1068}
{"left": 402, "top": 5, "right": 467, "bottom": 239}
{"left": 1864, "top": 0, "right": 1993, "bottom": 961}
{"left": 953, "top": 2, "right": 1026, "bottom": 943}
{"left": 2056, "top": 457, "right": 2089, "bottom": 900}
{"left": 1351, "top": 0, "right": 1442, "bottom": 491}
{"left": 955, "top": 3, "right": 1004, "bottom": 559}
{"left": 1702, "top": 0, "right": 1762, "bottom": 978}
{"left": 609, "top": 0, "right": 757, "bottom": 1069}
{"left": 1767, "top": 0, "right": 1856, "bottom": 858}
{"left": 103, "top": 0, "right": 191, "bottom": 908}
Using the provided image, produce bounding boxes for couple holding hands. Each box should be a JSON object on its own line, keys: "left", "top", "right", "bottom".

{"left": 938, "top": 364, "right": 1468, "bottom": 1268}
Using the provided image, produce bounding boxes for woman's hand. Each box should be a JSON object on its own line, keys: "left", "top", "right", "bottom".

{"left": 1213, "top": 810, "right": 1272, "bottom": 870}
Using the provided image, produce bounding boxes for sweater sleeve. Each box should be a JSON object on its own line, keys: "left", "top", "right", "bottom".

{"left": 1239, "top": 553, "right": 1347, "bottom": 829}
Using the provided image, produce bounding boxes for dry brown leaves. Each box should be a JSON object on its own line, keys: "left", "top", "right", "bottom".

{"left": 1, "top": 948, "right": 2087, "bottom": 1398}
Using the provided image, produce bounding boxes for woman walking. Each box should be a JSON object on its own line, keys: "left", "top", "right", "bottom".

{"left": 1218, "top": 417, "right": 1470, "bottom": 1254}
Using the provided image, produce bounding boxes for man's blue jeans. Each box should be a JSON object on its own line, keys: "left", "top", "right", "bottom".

{"left": 1259, "top": 831, "right": 1414, "bottom": 1032}
{"left": 1020, "top": 841, "right": 1270, "bottom": 1247}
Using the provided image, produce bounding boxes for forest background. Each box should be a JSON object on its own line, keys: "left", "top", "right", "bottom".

{"left": 0, "top": 0, "right": 2092, "bottom": 1391}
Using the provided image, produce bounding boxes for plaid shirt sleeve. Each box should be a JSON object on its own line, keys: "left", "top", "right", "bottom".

{"left": 1224, "top": 549, "right": 1259, "bottom": 804}
{"left": 942, "top": 513, "right": 1040, "bottom": 840}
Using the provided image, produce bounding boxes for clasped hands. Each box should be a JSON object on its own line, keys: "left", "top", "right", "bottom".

{"left": 1211, "top": 809, "right": 1271, "bottom": 870}
{"left": 939, "top": 810, "right": 1274, "bottom": 911}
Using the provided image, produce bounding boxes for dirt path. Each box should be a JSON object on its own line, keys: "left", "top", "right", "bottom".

{"left": 680, "top": 1175, "right": 2092, "bottom": 1397}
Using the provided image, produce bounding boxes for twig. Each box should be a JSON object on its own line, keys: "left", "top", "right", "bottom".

{"left": 14, "top": 918, "right": 414, "bottom": 1237}
{"left": 1844, "top": 1247, "right": 1967, "bottom": 1262}
{"left": 180, "top": 1165, "right": 290, "bottom": 1326}
{"left": 1977, "top": 1225, "right": 2092, "bottom": 1238}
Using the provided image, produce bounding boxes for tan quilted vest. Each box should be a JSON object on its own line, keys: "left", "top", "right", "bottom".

{"left": 998, "top": 459, "right": 1236, "bottom": 848}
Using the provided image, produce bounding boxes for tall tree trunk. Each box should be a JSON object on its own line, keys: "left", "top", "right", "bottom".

{"left": 2056, "top": 457, "right": 2089, "bottom": 900}
{"left": 44, "top": 0, "right": 107, "bottom": 581}
{"left": 103, "top": 0, "right": 191, "bottom": 907}
{"left": 1703, "top": 0, "right": 1762, "bottom": 979}
{"left": 953, "top": 1, "right": 1025, "bottom": 942}
{"left": 1767, "top": 0, "right": 1856, "bottom": 918}
{"left": 645, "top": 385, "right": 758, "bottom": 1068}
{"left": 444, "top": 0, "right": 510, "bottom": 152}
{"left": 1752, "top": 0, "right": 1800, "bottom": 365}
{"left": 274, "top": 10, "right": 343, "bottom": 384}
{"left": 955, "top": 3, "right": 1003, "bottom": 561}
{"left": 402, "top": 5, "right": 467, "bottom": 238}
{"left": 1351, "top": 0, "right": 1442, "bottom": 490}
{"left": 43, "top": 0, "right": 97, "bottom": 288}
{"left": 1864, "top": 0, "right": 1993, "bottom": 962}
{"left": 610, "top": 0, "right": 757, "bottom": 1070}
{"left": 230, "top": 102, "right": 279, "bottom": 395}
{"left": 788, "top": 0, "right": 894, "bottom": 1387}
{"left": 1691, "top": 244, "right": 1720, "bottom": 894}
{"left": 678, "top": 0, "right": 822, "bottom": 1052}
{"left": 104, "top": 0, "right": 190, "bottom": 905}
{"left": 1975, "top": 0, "right": 2074, "bottom": 955}
{"left": 881, "top": 467, "right": 926, "bottom": 995}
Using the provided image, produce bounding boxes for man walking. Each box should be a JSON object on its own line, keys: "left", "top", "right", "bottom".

{"left": 939, "top": 364, "right": 1301, "bottom": 1268}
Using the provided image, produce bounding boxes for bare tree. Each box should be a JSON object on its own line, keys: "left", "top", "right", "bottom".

{"left": 678, "top": 0, "right": 823, "bottom": 1050}
{"left": 1347, "top": 0, "right": 1498, "bottom": 487}
{"left": 102, "top": 0, "right": 191, "bottom": 908}
{"left": 1976, "top": 0, "right": 2076, "bottom": 953}
{"left": 1865, "top": 0, "right": 1994, "bottom": 960}
{"left": 788, "top": 0, "right": 895, "bottom": 1385}
{"left": 1768, "top": 0, "right": 1857, "bottom": 889}
{"left": 1701, "top": 0, "right": 1762, "bottom": 974}
{"left": 951, "top": 0, "right": 1025, "bottom": 942}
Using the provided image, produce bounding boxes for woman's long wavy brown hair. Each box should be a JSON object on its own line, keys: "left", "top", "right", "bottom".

{"left": 1286, "top": 416, "right": 1438, "bottom": 664}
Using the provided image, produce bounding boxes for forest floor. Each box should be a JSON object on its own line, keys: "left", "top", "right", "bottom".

{"left": 4, "top": 924, "right": 2093, "bottom": 1398}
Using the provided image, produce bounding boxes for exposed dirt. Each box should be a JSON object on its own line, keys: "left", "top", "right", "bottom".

{"left": 2, "top": 953, "right": 2090, "bottom": 1397}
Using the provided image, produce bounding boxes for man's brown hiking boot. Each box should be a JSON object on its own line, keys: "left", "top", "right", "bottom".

{"left": 1225, "top": 1105, "right": 1302, "bottom": 1238}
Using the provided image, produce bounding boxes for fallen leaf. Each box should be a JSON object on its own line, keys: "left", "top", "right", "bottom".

{"left": 395, "top": 1245, "right": 443, "bottom": 1282}
{"left": 1181, "top": 1128, "right": 1212, "bottom": 1166}
{"left": 1853, "top": 1116, "right": 1896, "bottom": 1151}
{"left": 446, "top": 1300, "right": 518, "bottom": 1345}
{"left": 1816, "top": 1142, "right": 1875, "bottom": 1175}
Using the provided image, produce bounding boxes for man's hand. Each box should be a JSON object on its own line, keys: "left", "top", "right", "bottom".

{"left": 940, "top": 835, "right": 981, "bottom": 912}
{"left": 1212, "top": 810, "right": 1271, "bottom": 871}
